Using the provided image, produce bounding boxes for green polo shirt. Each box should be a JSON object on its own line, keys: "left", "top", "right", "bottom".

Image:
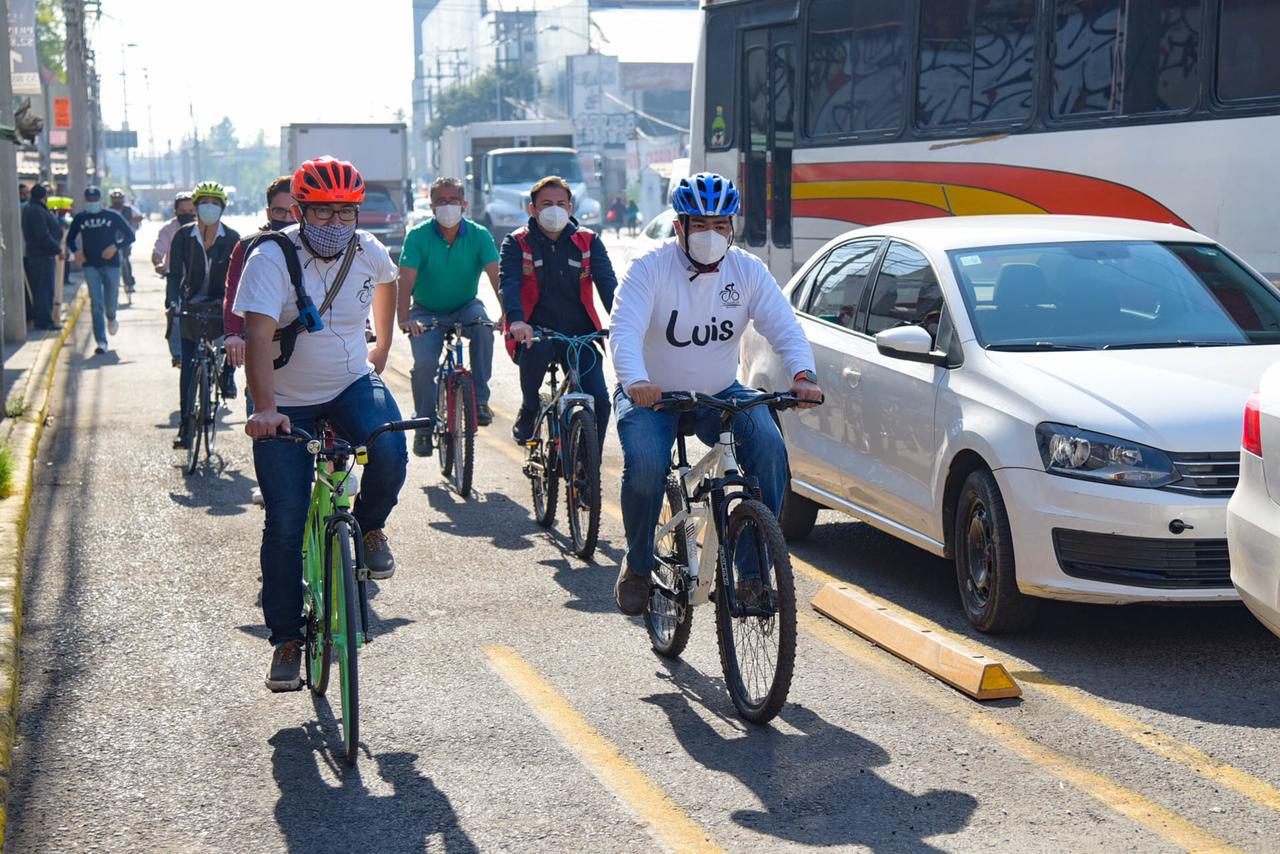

{"left": 400, "top": 217, "right": 500, "bottom": 313}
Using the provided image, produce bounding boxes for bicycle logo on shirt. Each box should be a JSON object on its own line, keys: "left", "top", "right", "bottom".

{"left": 719, "top": 282, "right": 741, "bottom": 307}
{"left": 357, "top": 277, "right": 374, "bottom": 306}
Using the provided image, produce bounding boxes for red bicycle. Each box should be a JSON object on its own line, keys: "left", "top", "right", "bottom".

{"left": 426, "top": 319, "right": 493, "bottom": 497}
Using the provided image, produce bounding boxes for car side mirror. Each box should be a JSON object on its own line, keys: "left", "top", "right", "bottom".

{"left": 876, "top": 325, "right": 947, "bottom": 366}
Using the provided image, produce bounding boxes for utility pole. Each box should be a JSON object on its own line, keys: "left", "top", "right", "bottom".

{"left": 63, "top": 0, "right": 90, "bottom": 204}
{"left": 143, "top": 68, "right": 157, "bottom": 189}
{"left": 119, "top": 42, "right": 135, "bottom": 189}
{"left": 0, "top": 0, "right": 25, "bottom": 347}
{"left": 188, "top": 104, "right": 202, "bottom": 179}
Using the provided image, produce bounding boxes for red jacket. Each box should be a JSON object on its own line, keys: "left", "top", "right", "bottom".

{"left": 503, "top": 226, "right": 600, "bottom": 359}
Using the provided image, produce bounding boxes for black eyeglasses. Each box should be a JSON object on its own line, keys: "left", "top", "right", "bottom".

{"left": 306, "top": 205, "right": 359, "bottom": 223}
{"left": 269, "top": 206, "right": 296, "bottom": 220}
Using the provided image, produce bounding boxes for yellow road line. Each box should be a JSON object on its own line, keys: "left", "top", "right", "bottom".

{"left": 800, "top": 613, "right": 1239, "bottom": 853}
{"left": 466, "top": 388, "right": 1280, "bottom": 823}
{"left": 484, "top": 644, "right": 724, "bottom": 853}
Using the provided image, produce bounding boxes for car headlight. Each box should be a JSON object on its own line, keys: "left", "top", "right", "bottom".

{"left": 1035, "top": 423, "right": 1176, "bottom": 488}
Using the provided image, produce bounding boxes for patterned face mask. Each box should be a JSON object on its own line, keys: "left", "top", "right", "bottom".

{"left": 302, "top": 220, "right": 356, "bottom": 257}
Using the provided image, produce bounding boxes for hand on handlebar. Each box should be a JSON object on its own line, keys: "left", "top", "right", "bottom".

{"left": 246, "top": 409, "right": 291, "bottom": 439}
{"left": 789, "top": 378, "right": 824, "bottom": 410}
{"left": 507, "top": 320, "right": 534, "bottom": 347}
{"left": 626, "top": 381, "right": 663, "bottom": 409}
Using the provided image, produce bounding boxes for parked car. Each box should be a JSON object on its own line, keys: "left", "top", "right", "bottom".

{"left": 1227, "top": 368, "right": 1280, "bottom": 638}
{"left": 741, "top": 215, "right": 1280, "bottom": 632}
{"left": 617, "top": 209, "right": 676, "bottom": 276}
{"left": 407, "top": 196, "right": 433, "bottom": 231}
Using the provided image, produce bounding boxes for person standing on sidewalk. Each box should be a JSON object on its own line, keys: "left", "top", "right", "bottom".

{"left": 168, "top": 181, "right": 241, "bottom": 449}
{"left": 65, "top": 187, "right": 134, "bottom": 353}
{"left": 396, "top": 176, "right": 501, "bottom": 457}
{"left": 152, "top": 192, "right": 196, "bottom": 368}
{"left": 20, "top": 183, "right": 66, "bottom": 331}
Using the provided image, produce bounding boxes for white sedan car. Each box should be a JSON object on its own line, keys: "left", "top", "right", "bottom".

{"left": 741, "top": 215, "right": 1280, "bottom": 632}
{"left": 1227, "top": 369, "right": 1280, "bottom": 638}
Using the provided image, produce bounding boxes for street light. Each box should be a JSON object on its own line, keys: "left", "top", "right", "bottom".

{"left": 120, "top": 42, "right": 137, "bottom": 189}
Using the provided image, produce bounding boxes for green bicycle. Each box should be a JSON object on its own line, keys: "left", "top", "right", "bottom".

{"left": 262, "top": 416, "right": 429, "bottom": 766}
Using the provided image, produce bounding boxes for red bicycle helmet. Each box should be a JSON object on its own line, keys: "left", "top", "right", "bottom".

{"left": 291, "top": 156, "right": 365, "bottom": 204}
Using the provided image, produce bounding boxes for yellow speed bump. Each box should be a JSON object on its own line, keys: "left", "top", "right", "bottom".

{"left": 812, "top": 583, "right": 1021, "bottom": 701}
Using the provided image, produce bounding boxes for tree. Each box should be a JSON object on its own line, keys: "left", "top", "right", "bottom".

{"left": 426, "top": 64, "right": 538, "bottom": 139}
{"left": 207, "top": 116, "right": 238, "bottom": 153}
{"left": 36, "top": 0, "right": 66, "bottom": 83}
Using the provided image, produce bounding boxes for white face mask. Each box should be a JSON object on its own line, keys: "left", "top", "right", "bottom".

{"left": 197, "top": 203, "right": 222, "bottom": 226}
{"left": 433, "top": 204, "right": 462, "bottom": 228}
{"left": 537, "top": 205, "right": 569, "bottom": 233}
{"left": 686, "top": 228, "right": 730, "bottom": 266}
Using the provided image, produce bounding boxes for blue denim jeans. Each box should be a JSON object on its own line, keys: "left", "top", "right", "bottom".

{"left": 615, "top": 381, "right": 788, "bottom": 579}
{"left": 82, "top": 264, "right": 120, "bottom": 347}
{"left": 408, "top": 299, "right": 493, "bottom": 426}
{"left": 252, "top": 372, "right": 408, "bottom": 645}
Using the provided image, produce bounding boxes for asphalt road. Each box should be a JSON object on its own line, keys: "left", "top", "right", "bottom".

{"left": 6, "top": 220, "right": 1280, "bottom": 852}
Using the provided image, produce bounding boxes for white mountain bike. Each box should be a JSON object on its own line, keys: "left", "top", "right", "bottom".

{"left": 644, "top": 390, "right": 815, "bottom": 724}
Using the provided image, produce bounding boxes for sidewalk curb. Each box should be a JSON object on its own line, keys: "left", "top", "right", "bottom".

{"left": 0, "top": 284, "right": 88, "bottom": 846}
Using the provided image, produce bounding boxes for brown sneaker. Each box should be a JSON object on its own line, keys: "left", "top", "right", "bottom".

{"left": 266, "top": 640, "right": 304, "bottom": 692}
{"left": 362, "top": 529, "right": 396, "bottom": 580}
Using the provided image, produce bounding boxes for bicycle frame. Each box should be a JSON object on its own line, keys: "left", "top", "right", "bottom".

{"left": 302, "top": 427, "right": 368, "bottom": 650}
{"left": 432, "top": 322, "right": 484, "bottom": 434}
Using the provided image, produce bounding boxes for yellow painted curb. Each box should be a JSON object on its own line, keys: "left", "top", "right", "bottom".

{"left": 0, "top": 285, "right": 87, "bottom": 847}
{"left": 812, "top": 583, "right": 1021, "bottom": 701}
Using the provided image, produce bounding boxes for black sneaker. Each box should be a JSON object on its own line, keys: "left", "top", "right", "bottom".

{"left": 362, "top": 529, "right": 396, "bottom": 580}
{"left": 413, "top": 431, "right": 433, "bottom": 458}
{"left": 512, "top": 408, "right": 536, "bottom": 444}
{"left": 614, "top": 566, "right": 649, "bottom": 616}
{"left": 265, "top": 640, "right": 304, "bottom": 692}
{"left": 476, "top": 404, "right": 494, "bottom": 427}
{"left": 172, "top": 431, "right": 190, "bottom": 449}
{"left": 93, "top": 346, "right": 106, "bottom": 355}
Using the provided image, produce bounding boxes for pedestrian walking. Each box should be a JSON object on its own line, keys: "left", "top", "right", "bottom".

{"left": 65, "top": 186, "right": 135, "bottom": 354}
{"left": 20, "top": 183, "right": 66, "bottom": 331}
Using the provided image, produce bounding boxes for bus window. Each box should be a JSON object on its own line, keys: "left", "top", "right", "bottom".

{"left": 805, "top": 0, "right": 906, "bottom": 137}
{"left": 1218, "top": 0, "right": 1280, "bottom": 102}
{"left": 772, "top": 34, "right": 797, "bottom": 248}
{"left": 1050, "top": 0, "right": 1200, "bottom": 119}
{"left": 705, "top": 13, "right": 736, "bottom": 150}
{"left": 917, "top": 0, "right": 1035, "bottom": 129}
{"left": 745, "top": 42, "right": 769, "bottom": 246}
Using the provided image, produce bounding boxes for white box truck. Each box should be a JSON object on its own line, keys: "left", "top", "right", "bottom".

{"left": 436, "top": 119, "right": 602, "bottom": 241}
{"left": 281, "top": 122, "right": 410, "bottom": 258}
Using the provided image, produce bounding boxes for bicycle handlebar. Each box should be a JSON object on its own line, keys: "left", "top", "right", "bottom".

{"left": 524, "top": 327, "right": 610, "bottom": 345}
{"left": 652, "top": 391, "right": 824, "bottom": 414}
{"left": 413, "top": 319, "right": 495, "bottom": 333}
{"left": 255, "top": 417, "right": 436, "bottom": 454}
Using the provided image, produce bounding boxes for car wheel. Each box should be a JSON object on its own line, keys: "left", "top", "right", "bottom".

{"left": 778, "top": 488, "right": 819, "bottom": 541}
{"left": 953, "top": 469, "right": 1036, "bottom": 633}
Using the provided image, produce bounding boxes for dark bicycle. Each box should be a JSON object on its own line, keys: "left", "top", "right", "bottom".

{"left": 419, "top": 318, "right": 494, "bottom": 498}
{"left": 521, "top": 327, "right": 608, "bottom": 560}
{"left": 645, "top": 391, "right": 819, "bottom": 724}
{"left": 178, "top": 301, "right": 227, "bottom": 475}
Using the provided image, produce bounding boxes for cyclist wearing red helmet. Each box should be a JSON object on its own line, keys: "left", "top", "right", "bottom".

{"left": 234, "top": 155, "right": 408, "bottom": 692}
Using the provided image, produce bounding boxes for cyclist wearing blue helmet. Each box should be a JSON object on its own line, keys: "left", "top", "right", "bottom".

{"left": 607, "top": 172, "right": 822, "bottom": 616}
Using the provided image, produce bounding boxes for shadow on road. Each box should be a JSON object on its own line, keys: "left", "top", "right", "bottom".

{"left": 422, "top": 483, "right": 539, "bottom": 550}
{"left": 795, "top": 518, "right": 1280, "bottom": 728}
{"left": 271, "top": 709, "right": 477, "bottom": 854}
{"left": 643, "top": 661, "right": 977, "bottom": 851}
{"left": 167, "top": 457, "right": 257, "bottom": 516}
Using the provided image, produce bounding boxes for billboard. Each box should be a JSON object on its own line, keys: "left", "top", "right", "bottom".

{"left": 7, "top": 0, "right": 40, "bottom": 95}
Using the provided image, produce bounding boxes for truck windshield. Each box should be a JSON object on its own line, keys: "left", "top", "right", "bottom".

{"left": 491, "top": 152, "right": 584, "bottom": 186}
{"left": 949, "top": 241, "right": 1280, "bottom": 349}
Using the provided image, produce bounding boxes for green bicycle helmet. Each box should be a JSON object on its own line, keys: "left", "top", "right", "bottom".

{"left": 192, "top": 180, "right": 228, "bottom": 205}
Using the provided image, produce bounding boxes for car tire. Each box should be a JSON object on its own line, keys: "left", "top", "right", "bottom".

{"left": 778, "top": 488, "right": 819, "bottom": 542}
{"left": 952, "top": 469, "right": 1037, "bottom": 633}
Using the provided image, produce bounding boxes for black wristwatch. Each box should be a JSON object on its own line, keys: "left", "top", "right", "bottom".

{"left": 794, "top": 369, "right": 818, "bottom": 384}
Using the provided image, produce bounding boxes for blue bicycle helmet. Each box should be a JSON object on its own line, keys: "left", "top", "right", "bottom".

{"left": 671, "top": 172, "right": 741, "bottom": 216}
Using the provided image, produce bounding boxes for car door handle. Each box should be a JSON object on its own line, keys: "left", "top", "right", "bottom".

{"left": 842, "top": 365, "right": 861, "bottom": 388}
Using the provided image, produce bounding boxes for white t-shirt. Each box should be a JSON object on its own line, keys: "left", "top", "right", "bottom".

{"left": 609, "top": 239, "right": 815, "bottom": 394}
{"left": 233, "top": 225, "right": 398, "bottom": 407}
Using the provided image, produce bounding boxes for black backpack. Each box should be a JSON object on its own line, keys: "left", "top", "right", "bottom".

{"left": 243, "top": 231, "right": 357, "bottom": 369}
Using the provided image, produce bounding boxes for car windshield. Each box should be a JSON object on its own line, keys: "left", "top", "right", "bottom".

{"left": 361, "top": 187, "right": 397, "bottom": 214}
{"left": 948, "top": 241, "right": 1280, "bottom": 349}
{"left": 491, "top": 152, "right": 583, "bottom": 186}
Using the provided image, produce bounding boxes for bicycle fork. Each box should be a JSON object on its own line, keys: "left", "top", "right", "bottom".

{"left": 325, "top": 513, "right": 370, "bottom": 645}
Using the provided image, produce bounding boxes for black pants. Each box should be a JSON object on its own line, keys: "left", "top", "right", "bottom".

{"left": 23, "top": 255, "right": 56, "bottom": 327}
{"left": 517, "top": 338, "right": 611, "bottom": 448}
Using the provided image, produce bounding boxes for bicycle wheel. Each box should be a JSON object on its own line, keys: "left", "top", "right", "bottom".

{"left": 451, "top": 372, "right": 476, "bottom": 497}
{"left": 436, "top": 373, "right": 454, "bottom": 480}
{"left": 715, "top": 499, "right": 796, "bottom": 724}
{"left": 645, "top": 475, "right": 693, "bottom": 658}
{"left": 529, "top": 395, "right": 558, "bottom": 528}
{"left": 201, "top": 356, "right": 218, "bottom": 461}
{"left": 332, "top": 520, "right": 360, "bottom": 766}
{"left": 304, "top": 509, "right": 330, "bottom": 696}
{"left": 183, "top": 360, "right": 203, "bottom": 475}
{"left": 564, "top": 409, "right": 601, "bottom": 559}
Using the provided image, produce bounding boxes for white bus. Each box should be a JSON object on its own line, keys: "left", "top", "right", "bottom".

{"left": 691, "top": 0, "right": 1280, "bottom": 282}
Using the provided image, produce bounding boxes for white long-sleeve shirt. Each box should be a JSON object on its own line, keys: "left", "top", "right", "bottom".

{"left": 609, "top": 240, "right": 815, "bottom": 394}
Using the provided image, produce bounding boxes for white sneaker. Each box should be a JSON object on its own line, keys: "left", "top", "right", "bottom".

{"left": 251, "top": 487, "right": 264, "bottom": 508}
{"left": 107, "top": 318, "right": 119, "bottom": 336}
